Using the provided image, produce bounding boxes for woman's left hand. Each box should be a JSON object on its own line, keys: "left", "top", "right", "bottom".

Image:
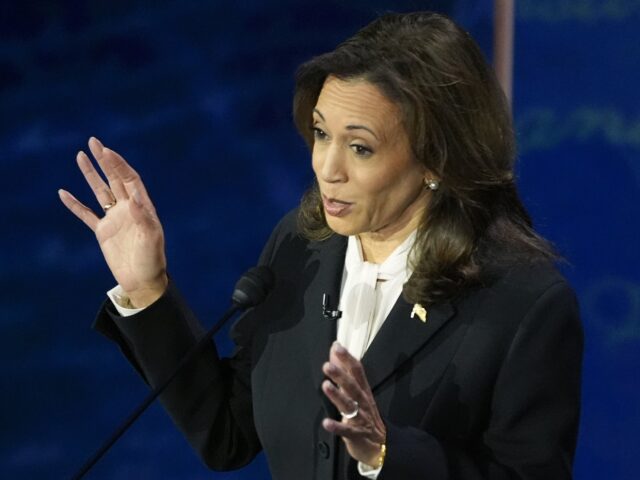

{"left": 321, "top": 341, "right": 386, "bottom": 467}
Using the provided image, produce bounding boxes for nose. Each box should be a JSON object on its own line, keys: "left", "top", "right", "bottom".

{"left": 316, "top": 144, "right": 347, "bottom": 184}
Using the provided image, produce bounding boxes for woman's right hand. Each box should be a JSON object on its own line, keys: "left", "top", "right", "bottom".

{"left": 59, "top": 137, "right": 168, "bottom": 308}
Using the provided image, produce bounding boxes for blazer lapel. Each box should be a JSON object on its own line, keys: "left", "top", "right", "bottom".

{"left": 302, "top": 234, "right": 347, "bottom": 409}
{"left": 361, "top": 298, "right": 456, "bottom": 391}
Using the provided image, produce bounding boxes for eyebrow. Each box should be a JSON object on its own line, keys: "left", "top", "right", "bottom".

{"left": 313, "top": 108, "right": 379, "bottom": 140}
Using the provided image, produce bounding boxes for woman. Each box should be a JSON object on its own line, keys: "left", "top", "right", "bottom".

{"left": 59, "top": 12, "right": 582, "bottom": 480}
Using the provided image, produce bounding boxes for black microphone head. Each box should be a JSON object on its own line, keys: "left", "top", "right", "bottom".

{"left": 232, "top": 266, "right": 275, "bottom": 308}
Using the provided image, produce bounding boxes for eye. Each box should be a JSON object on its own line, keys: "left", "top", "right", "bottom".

{"left": 312, "top": 127, "right": 328, "bottom": 141}
{"left": 350, "top": 143, "right": 373, "bottom": 157}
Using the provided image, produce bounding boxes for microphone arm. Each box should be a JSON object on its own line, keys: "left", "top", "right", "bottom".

{"left": 70, "top": 266, "right": 274, "bottom": 480}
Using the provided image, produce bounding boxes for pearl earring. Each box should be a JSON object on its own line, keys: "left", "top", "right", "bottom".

{"left": 424, "top": 179, "right": 439, "bottom": 191}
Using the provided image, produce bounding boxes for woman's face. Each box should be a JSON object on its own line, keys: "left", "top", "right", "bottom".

{"left": 312, "top": 76, "right": 429, "bottom": 239}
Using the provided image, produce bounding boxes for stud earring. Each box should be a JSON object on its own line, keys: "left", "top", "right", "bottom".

{"left": 424, "top": 178, "right": 440, "bottom": 191}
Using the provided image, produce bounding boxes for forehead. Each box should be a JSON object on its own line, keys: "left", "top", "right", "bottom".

{"left": 314, "top": 76, "right": 403, "bottom": 132}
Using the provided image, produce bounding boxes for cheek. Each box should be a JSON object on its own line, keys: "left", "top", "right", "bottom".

{"left": 350, "top": 178, "right": 398, "bottom": 225}
{"left": 311, "top": 146, "right": 323, "bottom": 177}
{"left": 358, "top": 170, "right": 422, "bottom": 215}
{"left": 355, "top": 169, "right": 407, "bottom": 203}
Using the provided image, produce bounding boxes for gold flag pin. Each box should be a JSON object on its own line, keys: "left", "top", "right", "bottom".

{"left": 411, "top": 303, "right": 427, "bottom": 323}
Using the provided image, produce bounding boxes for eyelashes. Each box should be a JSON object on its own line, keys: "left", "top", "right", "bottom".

{"left": 311, "top": 126, "right": 374, "bottom": 158}
{"left": 350, "top": 144, "right": 373, "bottom": 156}
{"left": 312, "top": 126, "right": 327, "bottom": 140}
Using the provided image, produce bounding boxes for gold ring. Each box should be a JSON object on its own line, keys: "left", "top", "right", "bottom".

{"left": 102, "top": 201, "right": 117, "bottom": 212}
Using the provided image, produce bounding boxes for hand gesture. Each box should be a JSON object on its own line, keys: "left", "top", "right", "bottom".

{"left": 59, "top": 137, "right": 168, "bottom": 307}
{"left": 322, "top": 341, "right": 387, "bottom": 468}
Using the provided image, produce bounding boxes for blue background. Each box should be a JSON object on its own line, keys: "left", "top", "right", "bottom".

{"left": 1, "top": 1, "right": 638, "bottom": 478}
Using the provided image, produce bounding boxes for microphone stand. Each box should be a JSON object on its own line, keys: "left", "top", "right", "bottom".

{"left": 70, "top": 302, "right": 242, "bottom": 480}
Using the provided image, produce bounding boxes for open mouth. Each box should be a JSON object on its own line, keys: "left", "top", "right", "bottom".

{"left": 322, "top": 194, "right": 353, "bottom": 217}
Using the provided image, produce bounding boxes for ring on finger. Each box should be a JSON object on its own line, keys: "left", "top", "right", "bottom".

{"left": 102, "top": 201, "right": 117, "bottom": 212}
{"left": 340, "top": 400, "right": 359, "bottom": 420}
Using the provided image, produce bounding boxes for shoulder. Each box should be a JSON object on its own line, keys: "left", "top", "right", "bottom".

{"left": 258, "top": 207, "right": 340, "bottom": 267}
{"left": 479, "top": 260, "right": 574, "bottom": 304}
{"left": 449, "top": 261, "right": 582, "bottom": 389}
{"left": 258, "top": 208, "right": 303, "bottom": 265}
{"left": 459, "top": 261, "right": 580, "bottom": 342}
{"left": 257, "top": 208, "right": 347, "bottom": 281}
{"left": 501, "top": 261, "right": 574, "bottom": 304}
{"left": 270, "top": 208, "right": 300, "bottom": 237}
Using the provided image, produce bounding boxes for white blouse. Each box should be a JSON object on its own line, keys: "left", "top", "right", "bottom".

{"left": 337, "top": 231, "right": 416, "bottom": 360}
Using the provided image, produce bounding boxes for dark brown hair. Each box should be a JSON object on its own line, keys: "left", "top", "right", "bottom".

{"left": 293, "top": 12, "right": 556, "bottom": 306}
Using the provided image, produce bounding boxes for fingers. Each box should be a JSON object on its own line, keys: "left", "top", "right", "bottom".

{"left": 104, "top": 147, "right": 157, "bottom": 214}
{"left": 88, "top": 137, "right": 129, "bottom": 200}
{"left": 83, "top": 137, "right": 158, "bottom": 216}
{"left": 76, "top": 151, "right": 116, "bottom": 209}
{"left": 321, "top": 342, "right": 386, "bottom": 465}
{"left": 89, "top": 137, "right": 155, "bottom": 215}
{"left": 89, "top": 138, "right": 156, "bottom": 211}
{"left": 67, "top": 137, "right": 160, "bottom": 229}
{"left": 323, "top": 360, "right": 362, "bottom": 405}
{"left": 322, "top": 348, "right": 374, "bottom": 429}
{"left": 321, "top": 417, "right": 376, "bottom": 440}
{"left": 322, "top": 379, "right": 358, "bottom": 417}
{"left": 58, "top": 189, "right": 99, "bottom": 232}
{"left": 329, "top": 342, "right": 370, "bottom": 393}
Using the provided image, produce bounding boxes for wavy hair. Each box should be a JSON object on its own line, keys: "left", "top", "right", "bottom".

{"left": 293, "top": 12, "right": 556, "bottom": 306}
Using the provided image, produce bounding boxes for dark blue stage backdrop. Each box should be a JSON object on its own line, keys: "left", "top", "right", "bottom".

{"left": 1, "top": 1, "right": 638, "bottom": 479}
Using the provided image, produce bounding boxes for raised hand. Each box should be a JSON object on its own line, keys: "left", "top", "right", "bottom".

{"left": 59, "top": 137, "right": 168, "bottom": 308}
{"left": 322, "top": 341, "right": 387, "bottom": 469}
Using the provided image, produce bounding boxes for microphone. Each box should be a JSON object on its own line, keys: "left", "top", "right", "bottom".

{"left": 322, "top": 293, "right": 342, "bottom": 320}
{"left": 70, "top": 266, "right": 275, "bottom": 480}
{"left": 232, "top": 265, "right": 275, "bottom": 307}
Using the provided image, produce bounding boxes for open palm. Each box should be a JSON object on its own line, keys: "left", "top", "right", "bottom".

{"left": 59, "top": 137, "right": 168, "bottom": 307}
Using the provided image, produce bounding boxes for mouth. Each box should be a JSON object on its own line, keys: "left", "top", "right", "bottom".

{"left": 321, "top": 194, "right": 353, "bottom": 217}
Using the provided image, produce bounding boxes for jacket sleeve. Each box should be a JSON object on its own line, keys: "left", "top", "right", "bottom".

{"left": 92, "top": 212, "right": 288, "bottom": 471}
{"left": 378, "top": 280, "right": 583, "bottom": 480}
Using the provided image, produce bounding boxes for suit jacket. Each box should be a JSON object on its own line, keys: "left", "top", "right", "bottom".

{"left": 94, "top": 209, "right": 583, "bottom": 480}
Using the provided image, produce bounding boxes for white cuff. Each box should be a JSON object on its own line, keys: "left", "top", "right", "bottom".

{"left": 107, "top": 285, "right": 145, "bottom": 317}
{"left": 357, "top": 461, "right": 382, "bottom": 479}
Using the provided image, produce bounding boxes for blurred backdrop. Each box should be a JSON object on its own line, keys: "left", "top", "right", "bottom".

{"left": 1, "top": 1, "right": 638, "bottom": 478}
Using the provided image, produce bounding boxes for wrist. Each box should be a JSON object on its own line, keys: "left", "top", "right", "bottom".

{"left": 363, "top": 438, "right": 386, "bottom": 470}
{"left": 126, "top": 274, "right": 168, "bottom": 308}
{"left": 374, "top": 442, "right": 386, "bottom": 470}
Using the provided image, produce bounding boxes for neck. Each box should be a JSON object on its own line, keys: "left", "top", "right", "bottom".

{"left": 358, "top": 191, "right": 428, "bottom": 264}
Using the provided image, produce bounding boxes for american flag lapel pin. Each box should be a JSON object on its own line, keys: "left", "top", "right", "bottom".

{"left": 411, "top": 303, "right": 427, "bottom": 323}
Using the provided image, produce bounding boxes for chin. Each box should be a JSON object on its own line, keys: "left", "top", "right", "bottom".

{"left": 325, "top": 215, "right": 363, "bottom": 237}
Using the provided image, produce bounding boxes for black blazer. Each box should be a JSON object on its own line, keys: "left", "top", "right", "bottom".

{"left": 95, "top": 209, "right": 583, "bottom": 480}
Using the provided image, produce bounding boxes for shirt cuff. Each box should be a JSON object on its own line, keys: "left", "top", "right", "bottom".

{"left": 357, "top": 461, "right": 382, "bottom": 479}
{"left": 107, "top": 285, "right": 145, "bottom": 317}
